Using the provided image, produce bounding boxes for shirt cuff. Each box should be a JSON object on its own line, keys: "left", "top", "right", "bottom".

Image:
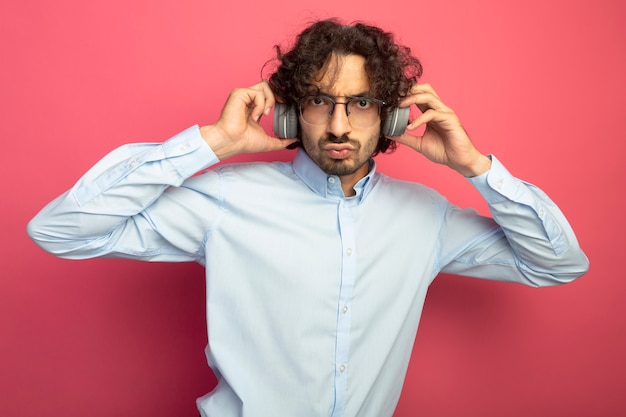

{"left": 466, "top": 154, "right": 534, "bottom": 206}
{"left": 162, "top": 125, "right": 220, "bottom": 178}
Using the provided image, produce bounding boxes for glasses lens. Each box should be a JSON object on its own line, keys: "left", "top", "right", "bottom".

{"left": 300, "top": 96, "right": 333, "bottom": 125}
{"left": 300, "top": 96, "right": 381, "bottom": 128}
{"left": 347, "top": 98, "right": 380, "bottom": 128}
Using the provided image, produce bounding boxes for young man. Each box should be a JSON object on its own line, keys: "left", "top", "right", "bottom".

{"left": 28, "top": 19, "right": 588, "bottom": 417}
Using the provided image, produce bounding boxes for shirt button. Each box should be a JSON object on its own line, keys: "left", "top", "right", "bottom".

{"left": 180, "top": 143, "right": 190, "bottom": 151}
{"left": 129, "top": 160, "right": 138, "bottom": 168}
{"left": 342, "top": 306, "right": 349, "bottom": 314}
{"left": 328, "top": 177, "right": 335, "bottom": 183}
{"left": 495, "top": 180, "right": 504, "bottom": 190}
{"left": 339, "top": 364, "right": 346, "bottom": 373}
{"left": 346, "top": 248, "right": 353, "bottom": 256}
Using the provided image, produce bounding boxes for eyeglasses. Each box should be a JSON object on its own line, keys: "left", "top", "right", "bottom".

{"left": 299, "top": 95, "right": 385, "bottom": 128}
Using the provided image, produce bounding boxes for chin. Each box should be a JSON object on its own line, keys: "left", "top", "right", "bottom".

{"left": 322, "top": 158, "right": 363, "bottom": 176}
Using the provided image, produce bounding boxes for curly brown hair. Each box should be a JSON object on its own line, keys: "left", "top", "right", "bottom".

{"left": 265, "top": 18, "right": 423, "bottom": 154}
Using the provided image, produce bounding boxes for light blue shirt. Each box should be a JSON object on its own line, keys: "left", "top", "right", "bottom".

{"left": 28, "top": 125, "right": 588, "bottom": 417}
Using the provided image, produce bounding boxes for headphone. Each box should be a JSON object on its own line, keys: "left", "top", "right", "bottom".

{"left": 273, "top": 103, "right": 410, "bottom": 138}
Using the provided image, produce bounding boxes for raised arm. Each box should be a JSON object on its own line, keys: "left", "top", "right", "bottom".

{"left": 391, "top": 83, "right": 589, "bottom": 285}
{"left": 27, "top": 82, "right": 297, "bottom": 261}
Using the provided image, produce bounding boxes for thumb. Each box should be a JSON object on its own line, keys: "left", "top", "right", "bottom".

{"left": 388, "top": 133, "right": 424, "bottom": 154}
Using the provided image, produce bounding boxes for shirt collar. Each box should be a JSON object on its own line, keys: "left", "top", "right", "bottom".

{"left": 292, "top": 148, "right": 377, "bottom": 203}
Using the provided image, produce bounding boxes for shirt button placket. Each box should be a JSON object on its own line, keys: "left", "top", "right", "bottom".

{"left": 331, "top": 200, "right": 356, "bottom": 416}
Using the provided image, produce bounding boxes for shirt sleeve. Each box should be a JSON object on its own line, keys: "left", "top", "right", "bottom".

{"left": 437, "top": 155, "right": 589, "bottom": 287}
{"left": 27, "top": 125, "right": 221, "bottom": 263}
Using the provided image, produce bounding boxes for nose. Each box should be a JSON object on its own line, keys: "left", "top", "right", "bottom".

{"left": 327, "top": 102, "right": 352, "bottom": 138}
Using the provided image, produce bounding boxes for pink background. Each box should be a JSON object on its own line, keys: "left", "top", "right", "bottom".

{"left": 2, "top": 0, "right": 625, "bottom": 416}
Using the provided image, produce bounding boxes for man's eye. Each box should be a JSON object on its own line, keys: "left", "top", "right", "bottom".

{"left": 355, "top": 99, "right": 372, "bottom": 109}
{"left": 310, "top": 96, "right": 329, "bottom": 106}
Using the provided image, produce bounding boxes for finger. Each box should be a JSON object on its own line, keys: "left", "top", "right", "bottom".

{"left": 229, "top": 84, "right": 272, "bottom": 124}
{"left": 250, "top": 81, "right": 276, "bottom": 117}
{"left": 389, "top": 132, "right": 424, "bottom": 153}
{"left": 242, "top": 89, "right": 270, "bottom": 123}
{"left": 406, "top": 108, "right": 442, "bottom": 131}
{"left": 258, "top": 134, "right": 299, "bottom": 152}
{"left": 408, "top": 82, "right": 440, "bottom": 98}
{"left": 275, "top": 137, "right": 300, "bottom": 150}
{"left": 401, "top": 92, "right": 451, "bottom": 114}
{"left": 400, "top": 83, "right": 451, "bottom": 114}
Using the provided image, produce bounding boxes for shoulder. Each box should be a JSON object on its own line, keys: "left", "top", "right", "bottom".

{"left": 374, "top": 172, "right": 443, "bottom": 199}
{"left": 370, "top": 172, "right": 452, "bottom": 215}
{"left": 218, "top": 159, "right": 293, "bottom": 175}
{"left": 180, "top": 160, "right": 296, "bottom": 193}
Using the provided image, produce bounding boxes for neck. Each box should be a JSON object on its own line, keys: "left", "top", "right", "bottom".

{"left": 340, "top": 181, "right": 357, "bottom": 197}
{"left": 338, "top": 163, "right": 370, "bottom": 197}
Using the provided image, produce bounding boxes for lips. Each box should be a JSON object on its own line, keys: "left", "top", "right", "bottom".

{"left": 324, "top": 144, "right": 354, "bottom": 159}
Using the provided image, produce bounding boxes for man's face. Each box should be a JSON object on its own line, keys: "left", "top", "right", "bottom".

{"left": 299, "top": 54, "right": 380, "bottom": 186}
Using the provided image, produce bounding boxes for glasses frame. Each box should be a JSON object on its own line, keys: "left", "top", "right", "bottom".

{"left": 298, "top": 95, "right": 386, "bottom": 128}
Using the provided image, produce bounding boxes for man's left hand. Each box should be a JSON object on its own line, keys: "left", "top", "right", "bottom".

{"left": 389, "top": 83, "right": 491, "bottom": 177}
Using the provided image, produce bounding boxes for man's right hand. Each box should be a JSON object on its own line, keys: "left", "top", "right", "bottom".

{"left": 200, "top": 81, "right": 299, "bottom": 160}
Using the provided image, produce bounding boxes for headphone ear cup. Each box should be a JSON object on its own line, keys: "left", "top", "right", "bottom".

{"left": 382, "top": 106, "right": 410, "bottom": 137}
{"left": 273, "top": 103, "right": 299, "bottom": 138}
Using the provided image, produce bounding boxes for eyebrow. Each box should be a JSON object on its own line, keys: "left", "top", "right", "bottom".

{"left": 315, "top": 91, "right": 373, "bottom": 98}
